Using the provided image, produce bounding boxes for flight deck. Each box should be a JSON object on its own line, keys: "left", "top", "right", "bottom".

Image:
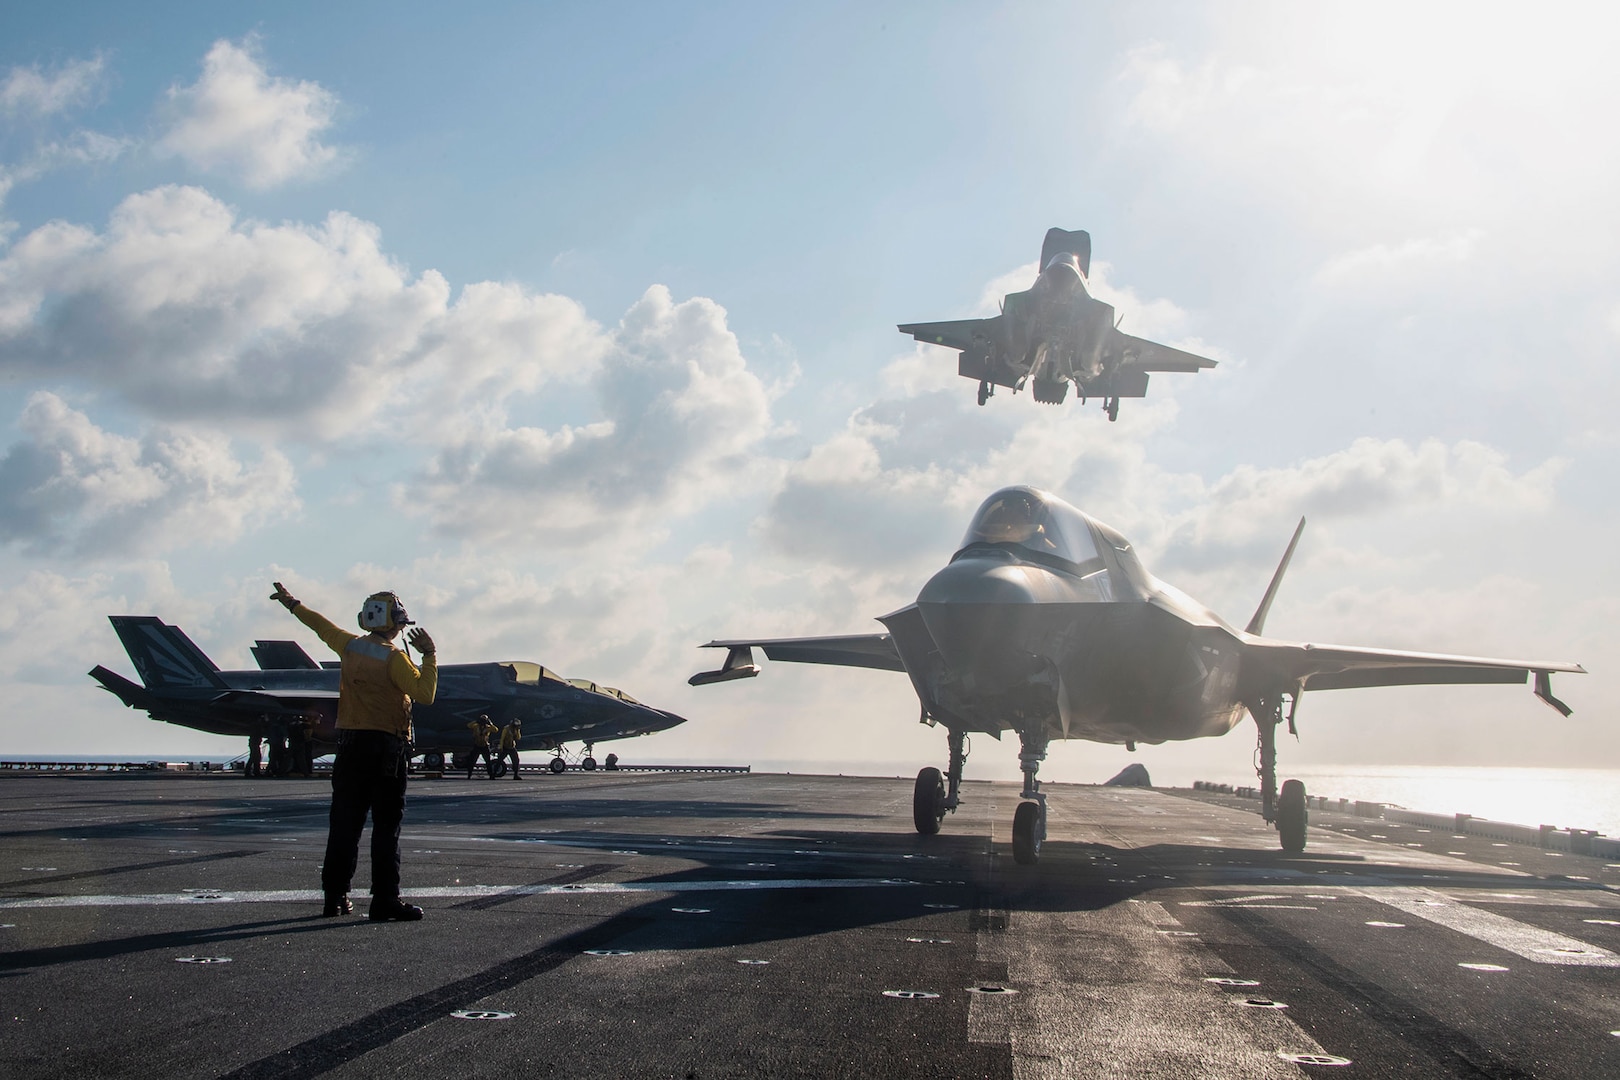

{"left": 2, "top": 770, "right": 1617, "bottom": 1078}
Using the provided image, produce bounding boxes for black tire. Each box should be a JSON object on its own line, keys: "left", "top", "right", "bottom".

{"left": 1278, "top": 778, "right": 1307, "bottom": 853}
{"left": 489, "top": 758, "right": 507, "bottom": 779}
{"left": 1012, "top": 801, "right": 1041, "bottom": 865}
{"left": 422, "top": 752, "right": 445, "bottom": 772}
{"left": 912, "top": 767, "right": 945, "bottom": 834}
{"left": 549, "top": 757, "right": 567, "bottom": 775}
{"left": 582, "top": 756, "right": 597, "bottom": 772}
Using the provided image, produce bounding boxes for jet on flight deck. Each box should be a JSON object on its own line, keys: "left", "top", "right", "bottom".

{"left": 90, "top": 617, "right": 685, "bottom": 774}
{"left": 898, "top": 228, "right": 1216, "bottom": 419}
{"left": 692, "top": 487, "right": 1583, "bottom": 863}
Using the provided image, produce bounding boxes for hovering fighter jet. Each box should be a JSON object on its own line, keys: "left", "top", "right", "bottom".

{"left": 90, "top": 617, "right": 685, "bottom": 774}
{"left": 692, "top": 487, "right": 1582, "bottom": 863}
{"left": 898, "top": 228, "right": 1217, "bottom": 419}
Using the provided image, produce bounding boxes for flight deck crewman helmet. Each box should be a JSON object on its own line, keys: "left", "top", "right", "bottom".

{"left": 357, "top": 591, "right": 414, "bottom": 632}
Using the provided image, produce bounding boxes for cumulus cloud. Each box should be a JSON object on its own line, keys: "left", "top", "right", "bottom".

{"left": 405, "top": 285, "right": 777, "bottom": 547}
{"left": 0, "top": 392, "right": 297, "bottom": 557}
{"left": 756, "top": 346, "right": 1566, "bottom": 604}
{"left": 1159, "top": 437, "right": 1566, "bottom": 569}
{"left": 1, "top": 55, "right": 105, "bottom": 118}
{"left": 158, "top": 38, "right": 340, "bottom": 188}
{"left": 0, "top": 185, "right": 610, "bottom": 439}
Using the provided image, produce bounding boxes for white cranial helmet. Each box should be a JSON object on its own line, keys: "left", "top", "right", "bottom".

{"left": 357, "top": 592, "right": 413, "bottom": 631}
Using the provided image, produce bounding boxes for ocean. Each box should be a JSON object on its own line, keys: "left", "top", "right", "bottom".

{"left": 1277, "top": 765, "right": 1620, "bottom": 839}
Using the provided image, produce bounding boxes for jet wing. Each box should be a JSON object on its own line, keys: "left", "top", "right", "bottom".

{"left": 1110, "top": 330, "right": 1217, "bottom": 373}
{"left": 691, "top": 634, "right": 904, "bottom": 686}
{"left": 897, "top": 318, "right": 1000, "bottom": 353}
{"left": 1245, "top": 640, "right": 1585, "bottom": 714}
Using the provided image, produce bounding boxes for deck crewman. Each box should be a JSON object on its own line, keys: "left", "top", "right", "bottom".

{"left": 466, "top": 714, "right": 497, "bottom": 779}
{"left": 271, "top": 582, "right": 437, "bottom": 921}
{"left": 498, "top": 718, "right": 522, "bottom": 780}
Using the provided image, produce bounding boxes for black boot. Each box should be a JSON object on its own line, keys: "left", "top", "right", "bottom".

{"left": 322, "top": 893, "right": 353, "bottom": 917}
{"left": 368, "top": 897, "right": 424, "bottom": 922}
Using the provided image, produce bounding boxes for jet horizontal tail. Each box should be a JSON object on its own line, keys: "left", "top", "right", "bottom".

{"left": 88, "top": 665, "right": 154, "bottom": 708}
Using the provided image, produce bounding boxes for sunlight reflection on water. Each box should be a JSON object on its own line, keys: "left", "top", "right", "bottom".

{"left": 1283, "top": 766, "right": 1620, "bottom": 836}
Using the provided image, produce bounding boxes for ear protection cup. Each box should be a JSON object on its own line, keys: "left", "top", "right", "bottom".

{"left": 357, "top": 592, "right": 412, "bottom": 631}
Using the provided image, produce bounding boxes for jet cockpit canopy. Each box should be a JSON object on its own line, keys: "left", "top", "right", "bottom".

{"left": 499, "top": 661, "right": 563, "bottom": 686}
{"left": 958, "top": 487, "right": 1101, "bottom": 568}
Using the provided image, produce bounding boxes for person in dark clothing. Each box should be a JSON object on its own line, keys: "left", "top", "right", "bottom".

{"left": 246, "top": 734, "right": 263, "bottom": 778}
{"left": 288, "top": 718, "right": 313, "bottom": 778}
{"left": 268, "top": 728, "right": 288, "bottom": 777}
{"left": 271, "top": 582, "right": 437, "bottom": 922}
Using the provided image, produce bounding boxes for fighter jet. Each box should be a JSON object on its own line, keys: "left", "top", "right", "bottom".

{"left": 898, "top": 228, "right": 1217, "bottom": 419}
{"left": 691, "top": 487, "right": 1582, "bottom": 863}
{"left": 89, "top": 617, "right": 686, "bottom": 775}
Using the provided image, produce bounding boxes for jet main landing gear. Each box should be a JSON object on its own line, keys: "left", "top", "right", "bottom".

{"left": 1256, "top": 695, "right": 1308, "bottom": 852}
{"left": 1277, "top": 778, "right": 1307, "bottom": 853}
{"left": 911, "top": 728, "right": 968, "bottom": 835}
{"left": 913, "top": 768, "right": 945, "bottom": 834}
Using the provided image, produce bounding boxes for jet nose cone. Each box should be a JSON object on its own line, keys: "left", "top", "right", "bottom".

{"left": 918, "top": 556, "right": 1042, "bottom": 607}
{"left": 1038, "top": 253, "right": 1083, "bottom": 291}
{"left": 917, "top": 555, "right": 1049, "bottom": 675}
{"left": 650, "top": 709, "right": 687, "bottom": 732}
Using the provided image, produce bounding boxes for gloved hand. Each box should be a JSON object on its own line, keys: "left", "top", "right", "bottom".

{"left": 270, "top": 582, "right": 300, "bottom": 611}
{"left": 407, "top": 627, "right": 435, "bottom": 656}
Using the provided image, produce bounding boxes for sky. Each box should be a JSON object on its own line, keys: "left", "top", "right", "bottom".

{"left": 1, "top": 1, "right": 1616, "bottom": 786}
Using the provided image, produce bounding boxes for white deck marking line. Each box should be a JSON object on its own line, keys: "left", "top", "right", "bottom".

{"left": 1358, "top": 887, "right": 1620, "bottom": 967}
{"left": 0, "top": 878, "right": 919, "bottom": 910}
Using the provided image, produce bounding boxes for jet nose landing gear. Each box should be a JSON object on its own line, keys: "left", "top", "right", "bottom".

{"left": 1012, "top": 799, "right": 1046, "bottom": 865}
{"left": 1011, "top": 729, "right": 1050, "bottom": 865}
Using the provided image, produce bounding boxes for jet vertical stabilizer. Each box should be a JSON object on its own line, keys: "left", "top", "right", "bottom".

{"left": 1245, "top": 518, "right": 1306, "bottom": 636}
{"left": 108, "top": 616, "right": 227, "bottom": 689}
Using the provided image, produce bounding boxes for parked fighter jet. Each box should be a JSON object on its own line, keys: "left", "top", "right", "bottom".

{"left": 898, "top": 229, "right": 1216, "bottom": 419}
{"left": 692, "top": 487, "right": 1582, "bottom": 863}
{"left": 90, "top": 617, "right": 685, "bottom": 774}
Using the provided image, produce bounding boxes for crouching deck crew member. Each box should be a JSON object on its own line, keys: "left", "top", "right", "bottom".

{"left": 271, "top": 582, "right": 437, "bottom": 921}
{"left": 467, "top": 714, "right": 497, "bottom": 779}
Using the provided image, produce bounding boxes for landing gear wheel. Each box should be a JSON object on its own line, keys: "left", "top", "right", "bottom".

{"left": 582, "top": 756, "right": 597, "bottom": 771}
{"left": 422, "top": 752, "right": 444, "bottom": 772}
{"left": 549, "top": 756, "right": 567, "bottom": 774}
{"left": 490, "top": 758, "right": 507, "bottom": 779}
{"left": 977, "top": 380, "right": 992, "bottom": 406}
{"left": 1278, "top": 779, "right": 1307, "bottom": 853}
{"left": 912, "top": 767, "right": 945, "bottom": 835}
{"left": 1105, "top": 397, "right": 1120, "bottom": 422}
{"left": 1012, "top": 801, "right": 1042, "bottom": 865}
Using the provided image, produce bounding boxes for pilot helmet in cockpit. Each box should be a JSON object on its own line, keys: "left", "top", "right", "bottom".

{"left": 973, "top": 491, "right": 1048, "bottom": 546}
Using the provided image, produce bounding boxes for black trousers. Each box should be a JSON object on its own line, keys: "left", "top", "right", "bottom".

{"left": 504, "top": 749, "right": 520, "bottom": 778}
{"left": 467, "top": 746, "right": 491, "bottom": 778}
{"left": 322, "top": 730, "right": 408, "bottom": 899}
